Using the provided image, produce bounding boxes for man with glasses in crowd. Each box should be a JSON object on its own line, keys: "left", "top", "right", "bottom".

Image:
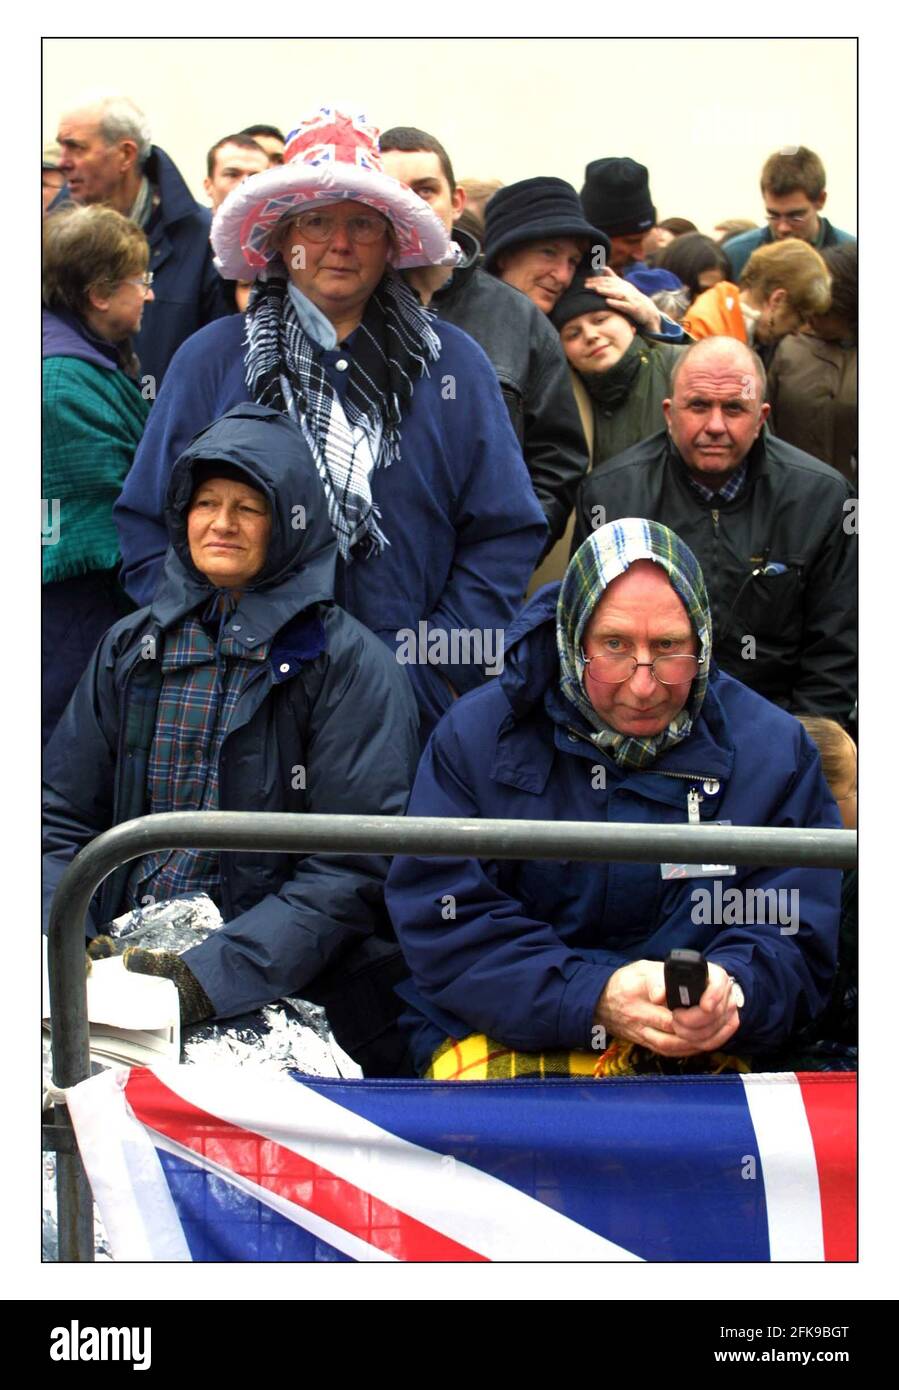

{"left": 384, "top": 518, "right": 842, "bottom": 1079}
{"left": 722, "top": 145, "right": 855, "bottom": 282}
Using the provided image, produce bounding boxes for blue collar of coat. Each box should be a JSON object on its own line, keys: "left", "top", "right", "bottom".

{"left": 493, "top": 586, "right": 735, "bottom": 796}
{"left": 149, "top": 546, "right": 335, "bottom": 655}
{"left": 143, "top": 145, "right": 205, "bottom": 228}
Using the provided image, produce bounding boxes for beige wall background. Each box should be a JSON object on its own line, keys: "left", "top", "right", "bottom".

{"left": 42, "top": 37, "right": 857, "bottom": 235}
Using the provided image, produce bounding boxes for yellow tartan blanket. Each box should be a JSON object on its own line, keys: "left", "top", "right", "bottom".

{"left": 426, "top": 1034, "right": 750, "bottom": 1080}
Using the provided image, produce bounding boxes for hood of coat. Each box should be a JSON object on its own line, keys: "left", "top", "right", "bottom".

{"left": 152, "top": 403, "right": 337, "bottom": 642}
{"left": 42, "top": 307, "right": 120, "bottom": 371}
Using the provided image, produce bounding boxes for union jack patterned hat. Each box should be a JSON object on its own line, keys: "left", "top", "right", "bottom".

{"left": 211, "top": 107, "right": 462, "bottom": 280}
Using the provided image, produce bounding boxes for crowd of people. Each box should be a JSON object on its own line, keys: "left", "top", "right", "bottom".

{"left": 42, "top": 97, "right": 858, "bottom": 1079}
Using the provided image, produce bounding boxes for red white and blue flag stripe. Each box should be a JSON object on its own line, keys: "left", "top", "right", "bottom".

{"left": 66, "top": 1064, "right": 856, "bottom": 1262}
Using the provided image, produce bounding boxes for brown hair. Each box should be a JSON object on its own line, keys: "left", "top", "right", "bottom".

{"left": 821, "top": 242, "right": 858, "bottom": 329}
{"left": 739, "top": 238, "right": 831, "bottom": 318}
{"left": 796, "top": 716, "right": 857, "bottom": 799}
{"left": 761, "top": 146, "right": 827, "bottom": 200}
{"left": 42, "top": 204, "right": 149, "bottom": 316}
{"left": 379, "top": 126, "right": 457, "bottom": 191}
{"left": 206, "top": 132, "right": 267, "bottom": 178}
{"left": 714, "top": 218, "right": 757, "bottom": 242}
{"left": 460, "top": 177, "right": 504, "bottom": 204}
{"left": 658, "top": 217, "right": 697, "bottom": 236}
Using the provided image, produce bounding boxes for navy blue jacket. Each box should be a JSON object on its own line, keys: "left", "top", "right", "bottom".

{"left": 136, "top": 147, "right": 232, "bottom": 389}
{"left": 113, "top": 305, "right": 548, "bottom": 738}
{"left": 43, "top": 406, "right": 420, "bottom": 1021}
{"left": 385, "top": 587, "right": 842, "bottom": 1074}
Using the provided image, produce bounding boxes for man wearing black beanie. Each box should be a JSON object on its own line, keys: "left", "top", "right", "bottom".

{"left": 581, "top": 157, "right": 656, "bottom": 273}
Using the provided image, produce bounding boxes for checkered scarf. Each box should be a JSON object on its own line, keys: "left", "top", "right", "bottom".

{"left": 556, "top": 518, "right": 712, "bottom": 770}
{"left": 126, "top": 614, "right": 271, "bottom": 906}
{"left": 244, "top": 272, "right": 441, "bottom": 561}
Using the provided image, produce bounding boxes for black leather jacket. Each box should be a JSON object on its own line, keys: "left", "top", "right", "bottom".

{"left": 426, "top": 229, "right": 588, "bottom": 548}
{"left": 573, "top": 427, "right": 857, "bottom": 722}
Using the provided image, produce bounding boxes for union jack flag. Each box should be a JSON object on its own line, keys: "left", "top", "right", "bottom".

{"left": 66, "top": 1064, "right": 857, "bottom": 1262}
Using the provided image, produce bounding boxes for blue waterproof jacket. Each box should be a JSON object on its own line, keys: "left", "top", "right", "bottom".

{"left": 113, "top": 305, "right": 548, "bottom": 738}
{"left": 43, "top": 405, "right": 420, "bottom": 1022}
{"left": 386, "top": 587, "right": 842, "bottom": 1074}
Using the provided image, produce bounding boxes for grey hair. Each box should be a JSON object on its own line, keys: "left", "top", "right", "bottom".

{"left": 93, "top": 96, "right": 153, "bottom": 164}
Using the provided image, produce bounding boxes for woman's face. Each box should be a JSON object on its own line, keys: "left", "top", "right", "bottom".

{"left": 754, "top": 291, "right": 802, "bottom": 344}
{"left": 278, "top": 199, "right": 391, "bottom": 326}
{"left": 697, "top": 266, "right": 725, "bottom": 292}
{"left": 88, "top": 265, "right": 154, "bottom": 342}
{"left": 559, "top": 308, "right": 637, "bottom": 375}
{"left": 187, "top": 477, "right": 272, "bottom": 590}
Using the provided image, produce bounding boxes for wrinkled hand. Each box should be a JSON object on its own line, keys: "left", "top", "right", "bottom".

{"left": 595, "top": 960, "right": 741, "bottom": 1057}
{"left": 583, "top": 267, "right": 663, "bottom": 334}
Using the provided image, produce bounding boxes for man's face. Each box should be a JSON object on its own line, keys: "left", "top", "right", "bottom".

{"left": 205, "top": 142, "right": 270, "bottom": 210}
{"left": 582, "top": 561, "right": 698, "bottom": 738}
{"left": 251, "top": 134, "right": 285, "bottom": 166}
{"left": 608, "top": 231, "right": 649, "bottom": 272}
{"left": 56, "top": 110, "right": 131, "bottom": 205}
{"left": 278, "top": 199, "right": 391, "bottom": 323}
{"left": 559, "top": 308, "right": 636, "bottom": 375}
{"left": 187, "top": 477, "right": 272, "bottom": 589}
{"left": 763, "top": 187, "right": 826, "bottom": 243}
{"left": 662, "top": 350, "right": 769, "bottom": 481}
{"left": 497, "top": 237, "right": 587, "bottom": 313}
{"left": 380, "top": 148, "right": 464, "bottom": 235}
{"left": 641, "top": 226, "right": 673, "bottom": 260}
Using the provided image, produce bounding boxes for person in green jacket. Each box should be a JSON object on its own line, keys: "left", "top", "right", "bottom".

{"left": 550, "top": 270, "right": 686, "bottom": 472}
{"left": 42, "top": 204, "right": 153, "bottom": 743}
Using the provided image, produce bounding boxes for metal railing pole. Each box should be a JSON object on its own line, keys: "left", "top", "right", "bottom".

{"left": 47, "top": 811, "right": 857, "bottom": 1260}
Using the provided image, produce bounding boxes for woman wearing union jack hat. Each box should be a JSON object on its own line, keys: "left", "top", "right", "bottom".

{"left": 115, "top": 107, "right": 547, "bottom": 740}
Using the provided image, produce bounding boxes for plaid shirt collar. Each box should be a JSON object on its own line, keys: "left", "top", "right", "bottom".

{"left": 684, "top": 459, "right": 749, "bottom": 505}
{"left": 161, "top": 614, "right": 271, "bottom": 672}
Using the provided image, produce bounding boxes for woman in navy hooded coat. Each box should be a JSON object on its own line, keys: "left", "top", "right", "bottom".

{"left": 43, "top": 404, "right": 420, "bottom": 1071}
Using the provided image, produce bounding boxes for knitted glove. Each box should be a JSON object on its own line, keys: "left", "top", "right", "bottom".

{"left": 86, "top": 934, "right": 122, "bottom": 962}
{"left": 121, "top": 947, "right": 215, "bottom": 1027}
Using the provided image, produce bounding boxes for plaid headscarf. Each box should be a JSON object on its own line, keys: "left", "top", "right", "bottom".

{"left": 556, "top": 518, "right": 712, "bottom": 770}
{"left": 244, "top": 272, "right": 441, "bottom": 562}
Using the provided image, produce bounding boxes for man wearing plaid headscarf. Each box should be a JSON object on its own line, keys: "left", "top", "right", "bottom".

{"left": 386, "top": 518, "right": 844, "bottom": 1079}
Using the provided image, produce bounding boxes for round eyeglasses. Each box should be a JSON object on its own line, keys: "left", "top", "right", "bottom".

{"left": 290, "top": 209, "right": 388, "bottom": 245}
{"left": 582, "top": 652, "right": 700, "bottom": 686}
{"left": 764, "top": 209, "right": 812, "bottom": 226}
{"left": 124, "top": 271, "right": 154, "bottom": 294}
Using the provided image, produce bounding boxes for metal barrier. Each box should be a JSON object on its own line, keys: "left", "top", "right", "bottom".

{"left": 46, "top": 810, "right": 857, "bottom": 1261}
